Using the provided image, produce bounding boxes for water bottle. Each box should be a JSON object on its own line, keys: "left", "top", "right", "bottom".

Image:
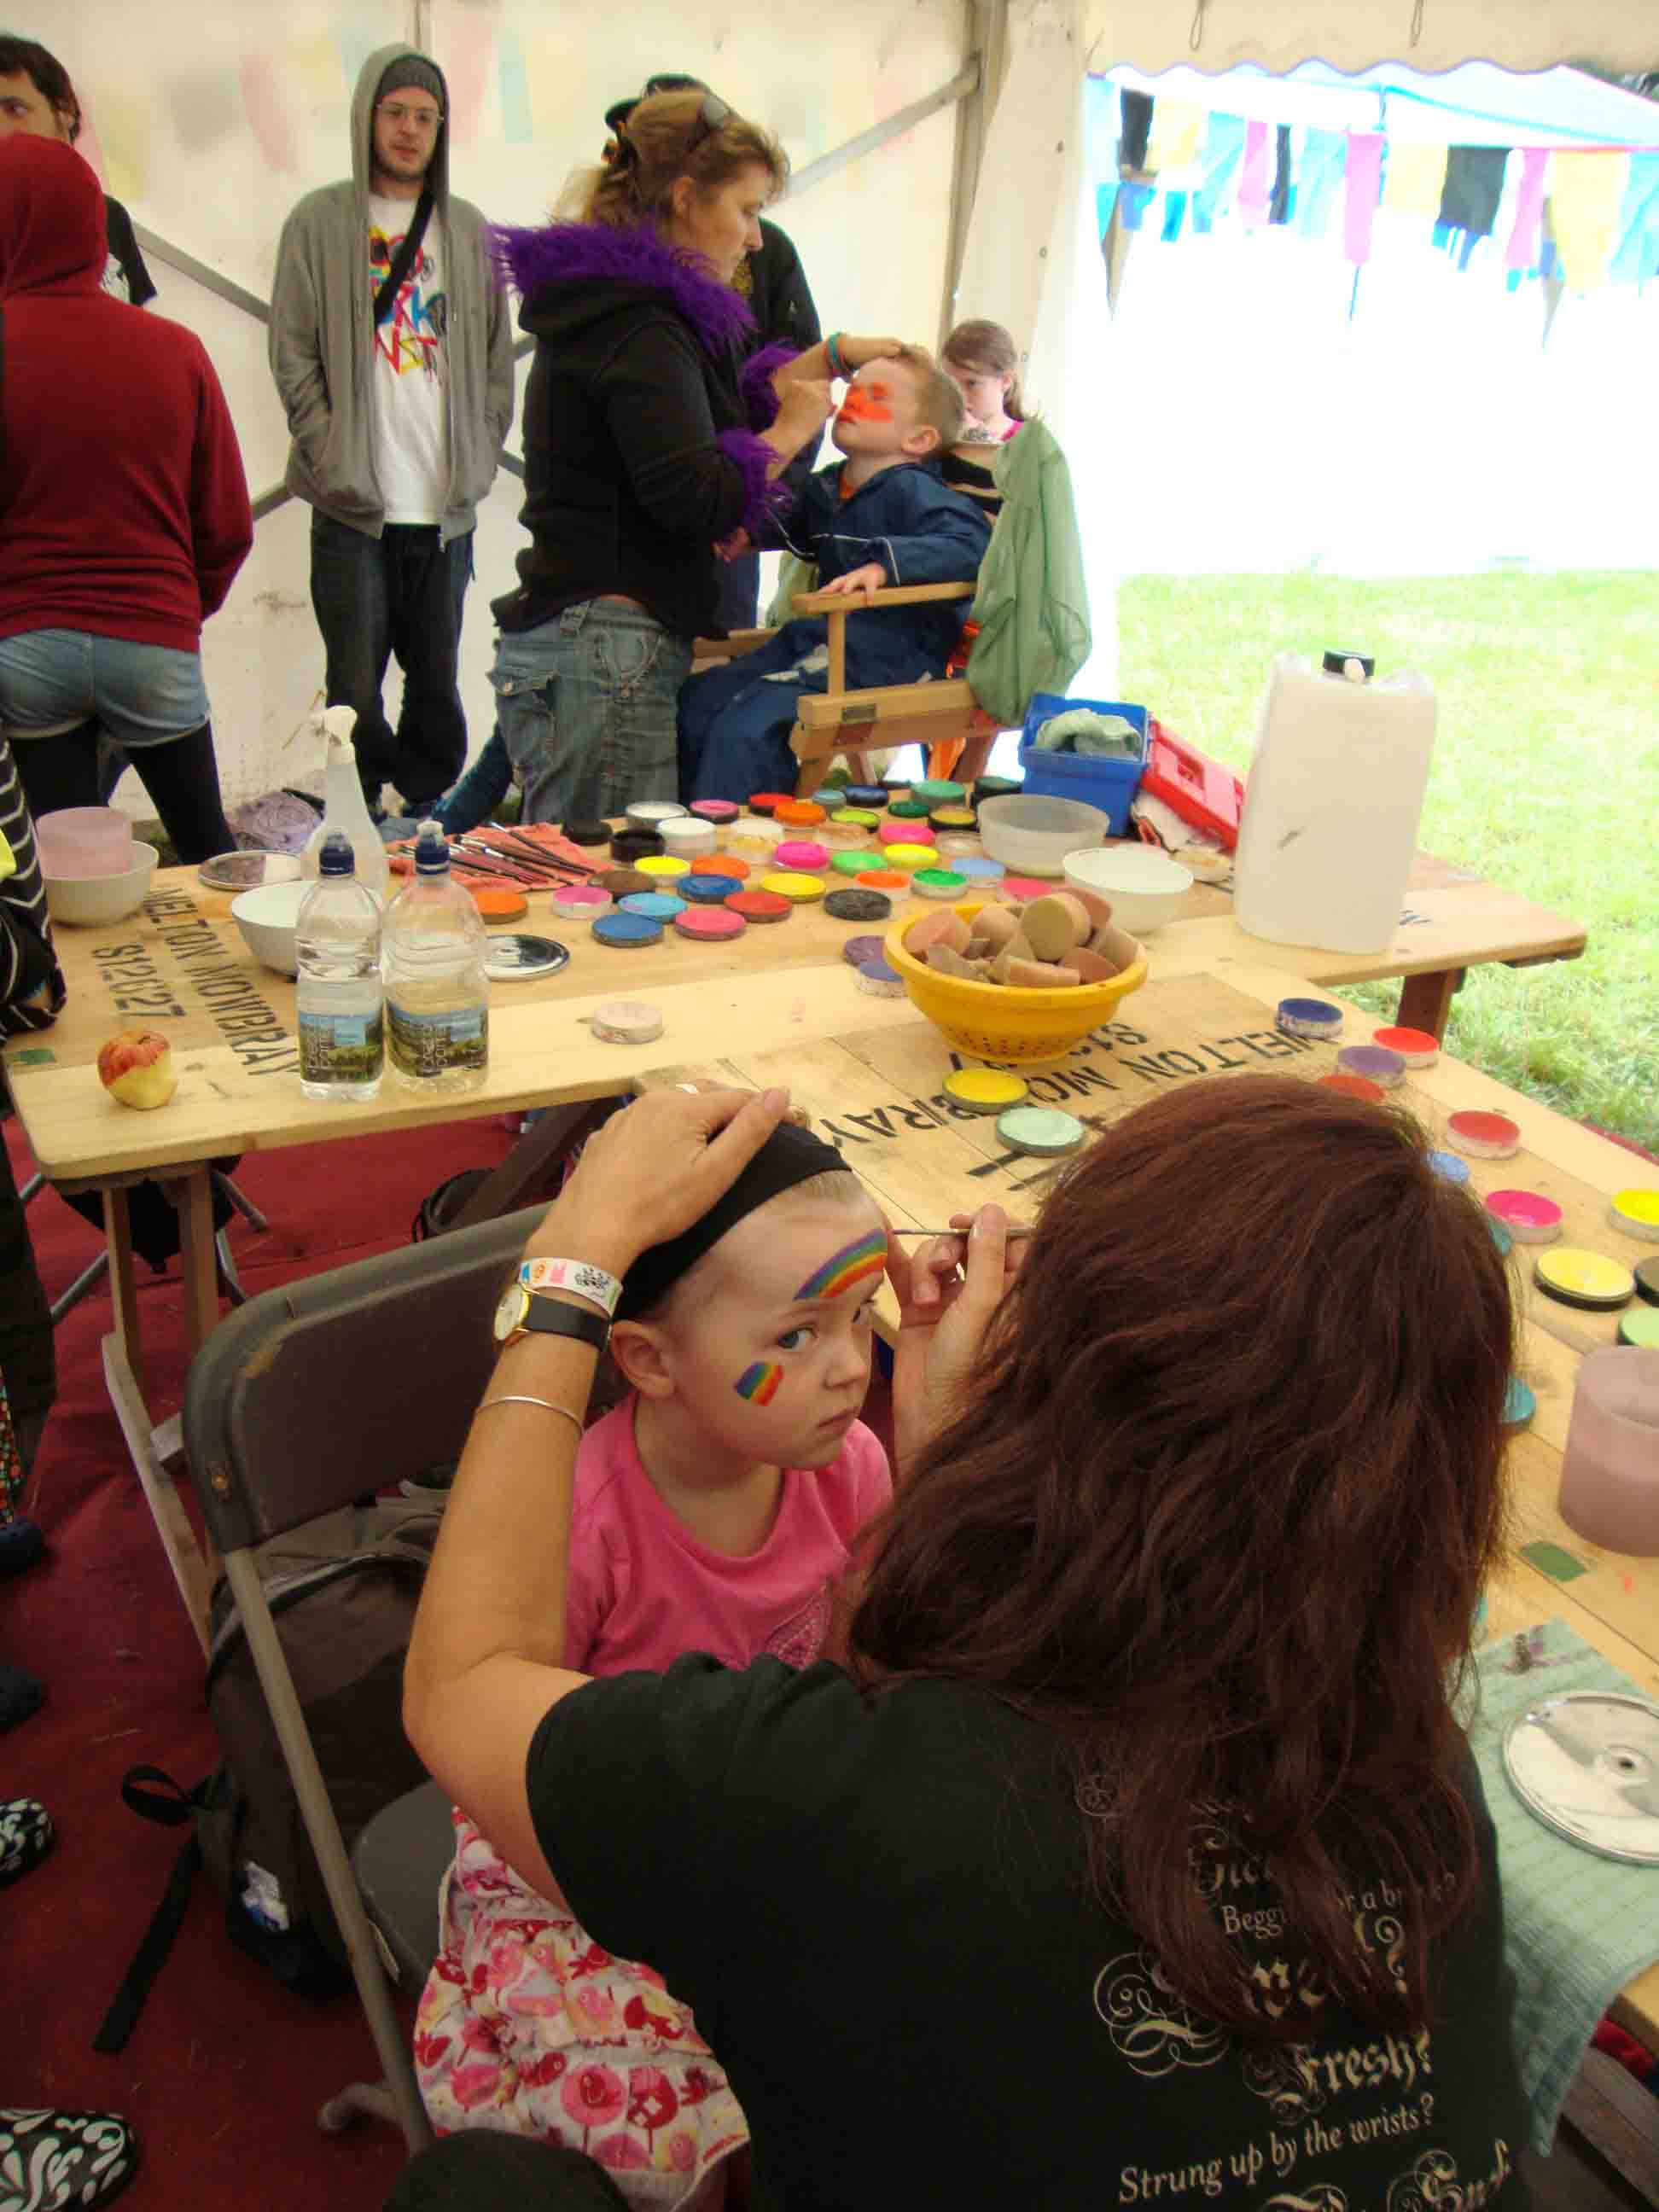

{"left": 383, "top": 819, "right": 489, "bottom": 1093}
{"left": 296, "top": 832, "right": 384, "bottom": 1102}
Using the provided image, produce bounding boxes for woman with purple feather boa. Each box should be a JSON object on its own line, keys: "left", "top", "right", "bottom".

{"left": 486, "top": 89, "right": 897, "bottom": 826}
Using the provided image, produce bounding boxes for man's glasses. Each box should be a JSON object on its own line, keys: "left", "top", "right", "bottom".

{"left": 376, "top": 102, "right": 443, "bottom": 132}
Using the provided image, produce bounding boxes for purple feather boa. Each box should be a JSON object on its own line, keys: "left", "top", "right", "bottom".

{"left": 716, "top": 428, "right": 792, "bottom": 542}
{"left": 490, "top": 218, "right": 755, "bottom": 359}
{"left": 738, "top": 341, "right": 799, "bottom": 430}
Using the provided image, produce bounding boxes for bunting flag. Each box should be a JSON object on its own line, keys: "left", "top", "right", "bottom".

{"left": 1237, "top": 119, "right": 1274, "bottom": 224}
{"left": 1549, "top": 151, "right": 1628, "bottom": 285}
{"left": 1342, "top": 133, "right": 1385, "bottom": 265}
{"left": 1382, "top": 142, "right": 1448, "bottom": 218}
{"left": 1506, "top": 148, "right": 1551, "bottom": 271}
{"left": 1609, "top": 152, "right": 1659, "bottom": 284}
{"left": 1295, "top": 129, "right": 1348, "bottom": 240}
{"left": 1191, "top": 112, "right": 1248, "bottom": 233}
{"left": 1145, "top": 98, "right": 1205, "bottom": 172}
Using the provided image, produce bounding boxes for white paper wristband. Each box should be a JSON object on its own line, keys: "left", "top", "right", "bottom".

{"left": 518, "top": 1256, "right": 623, "bottom": 1317}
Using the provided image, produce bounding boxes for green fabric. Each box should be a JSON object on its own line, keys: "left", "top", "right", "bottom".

{"left": 1459, "top": 1617, "right": 1659, "bottom": 2151}
{"left": 765, "top": 553, "right": 818, "bottom": 628}
{"left": 964, "top": 417, "right": 1091, "bottom": 729}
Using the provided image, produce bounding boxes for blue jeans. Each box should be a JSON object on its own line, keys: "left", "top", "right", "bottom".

{"left": 492, "top": 601, "right": 692, "bottom": 826}
{"left": 0, "top": 627, "right": 208, "bottom": 747}
{"left": 309, "top": 514, "right": 473, "bottom": 812}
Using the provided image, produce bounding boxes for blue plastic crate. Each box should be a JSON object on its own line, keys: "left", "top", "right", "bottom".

{"left": 1016, "top": 695, "right": 1149, "bottom": 835}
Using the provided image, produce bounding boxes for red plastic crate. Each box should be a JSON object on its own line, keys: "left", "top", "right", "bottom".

{"left": 1139, "top": 719, "right": 1244, "bottom": 851}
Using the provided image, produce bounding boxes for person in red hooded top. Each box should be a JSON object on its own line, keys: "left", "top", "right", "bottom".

{"left": 0, "top": 136, "right": 251, "bottom": 864}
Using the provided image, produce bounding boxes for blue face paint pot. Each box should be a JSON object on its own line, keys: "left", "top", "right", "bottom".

{"left": 678, "top": 875, "right": 745, "bottom": 904}
{"left": 592, "top": 911, "right": 665, "bottom": 948}
{"left": 619, "top": 894, "right": 685, "bottom": 920}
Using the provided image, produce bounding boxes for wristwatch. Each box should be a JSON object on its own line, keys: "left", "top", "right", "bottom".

{"left": 492, "top": 1281, "right": 610, "bottom": 1354}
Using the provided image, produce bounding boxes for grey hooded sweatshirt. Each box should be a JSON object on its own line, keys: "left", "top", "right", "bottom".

{"left": 268, "top": 43, "right": 515, "bottom": 541}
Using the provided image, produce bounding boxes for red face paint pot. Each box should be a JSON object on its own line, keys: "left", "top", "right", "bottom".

{"left": 748, "top": 792, "right": 790, "bottom": 817}
{"left": 1318, "top": 1073, "right": 1386, "bottom": 1103}
{"left": 998, "top": 876, "right": 1053, "bottom": 903}
{"left": 1485, "top": 1189, "right": 1563, "bottom": 1244}
{"left": 1446, "top": 1109, "right": 1522, "bottom": 1161}
{"left": 725, "top": 889, "right": 792, "bottom": 923}
{"left": 674, "top": 906, "right": 747, "bottom": 941}
{"left": 1372, "top": 1025, "right": 1440, "bottom": 1068}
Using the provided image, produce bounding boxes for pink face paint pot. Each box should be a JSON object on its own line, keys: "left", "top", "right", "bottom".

{"left": 689, "top": 799, "right": 740, "bottom": 824}
{"left": 1335, "top": 1044, "right": 1406, "bottom": 1090}
{"left": 1447, "top": 1109, "right": 1522, "bottom": 1161}
{"left": 774, "top": 841, "right": 829, "bottom": 871}
{"left": 1372, "top": 1024, "right": 1440, "bottom": 1068}
{"left": 1485, "top": 1189, "right": 1564, "bottom": 1244}
{"left": 552, "top": 884, "right": 614, "bottom": 920}
{"left": 673, "top": 905, "right": 747, "bottom": 940}
{"left": 878, "top": 818, "right": 934, "bottom": 847}
{"left": 998, "top": 876, "right": 1053, "bottom": 904}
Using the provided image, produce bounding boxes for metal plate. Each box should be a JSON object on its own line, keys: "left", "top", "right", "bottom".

{"left": 199, "top": 851, "right": 304, "bottom": 890}
{"left": 481, "top": 934, "right": 570, "bottom": 981}
{"left": 1502, "top": 1692, "right": 1659, "bottom": 1863}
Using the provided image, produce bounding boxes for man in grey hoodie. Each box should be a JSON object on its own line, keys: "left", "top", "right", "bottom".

{"left": 270, "top": 45, "right": 515, "bottom": 817}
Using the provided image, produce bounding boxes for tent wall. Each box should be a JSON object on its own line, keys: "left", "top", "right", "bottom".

{"left": 1081, "top": 1, "right": 1659, "bottom": 77}
{"left": 47, "top": 0, "right": 966, "bottom": 806}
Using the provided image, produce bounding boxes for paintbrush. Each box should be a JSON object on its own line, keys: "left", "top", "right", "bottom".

{"left": 891, "top": 1224, "right": 1036, "bottom": 1238}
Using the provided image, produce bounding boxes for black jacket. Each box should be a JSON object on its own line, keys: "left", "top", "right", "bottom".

{"left": 491, "top": 221, "right": 790, "bottom": 643}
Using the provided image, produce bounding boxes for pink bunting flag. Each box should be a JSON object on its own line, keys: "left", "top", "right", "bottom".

{"left": 1342, "top": 132, "right": 1384, "bottom": 265}
{"left": 1237, "top": 119, "right": 1272, "bottom": 226}
{"left": 1506, "top": 148, "right": 1550, "bottom": 271}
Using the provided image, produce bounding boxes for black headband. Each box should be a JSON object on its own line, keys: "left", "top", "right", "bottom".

{"left": 616, "top": 1119, "right": 851, "bottom": 1320}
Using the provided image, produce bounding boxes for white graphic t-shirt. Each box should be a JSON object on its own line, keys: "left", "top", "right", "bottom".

{"left": 368, "top": 194, "right": 449, "bottom": 525}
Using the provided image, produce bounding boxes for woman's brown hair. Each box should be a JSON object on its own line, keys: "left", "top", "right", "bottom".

{"left": 850, "top": 1075, "right": 1513, "bottom": 2038}
{"left": 570, "top": 89, "right": 787, "bottom": 240}
{"left": 941, "top": 317, "right": 1026, "bottom": 419}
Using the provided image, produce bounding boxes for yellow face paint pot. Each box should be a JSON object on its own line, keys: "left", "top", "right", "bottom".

{"left": 1533, "top": 1248, "right": 1635, "bottom": 1313}
{"left": 759, "top": 871, "right": 826, "bottom": 904}
{"left": 1610, "top": 1188, "right": 1659, "bottom": 1243}
{"left": 881, "top": 843, "right": 937, "bottom": 871}
{"left": 637, "top": 853, "right": 690, "bottom": 879}
{"left": 943, "top": 1069, "right": 1029, "bottom": 1115}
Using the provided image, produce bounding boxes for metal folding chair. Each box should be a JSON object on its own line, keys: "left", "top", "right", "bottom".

{"left": 182, "top": 1205, "right": 540, "bottom": 2154}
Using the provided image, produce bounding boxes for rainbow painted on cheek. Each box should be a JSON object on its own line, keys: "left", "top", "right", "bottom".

{"left": 793, "top": 1227, "right": 888, "bottom": 1303}
{"left": 734, "top": 1361, "right": 784, "bottom": 1405}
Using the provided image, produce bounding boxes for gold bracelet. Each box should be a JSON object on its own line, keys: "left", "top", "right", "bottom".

{"left": 476, "top": 1394, "right": 585, "bottom": 1439}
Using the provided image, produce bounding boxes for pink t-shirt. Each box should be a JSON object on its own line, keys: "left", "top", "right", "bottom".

{"left": 563, "top": 1399, "right": 892, "bottom": 1676}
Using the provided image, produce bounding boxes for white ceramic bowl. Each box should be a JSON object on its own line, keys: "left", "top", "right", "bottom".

{"left": 975, "top": 795, "right": 1111, "bottom": 878}
{"left": 42, "top": 841, "right": 159, "bottom": 926}
{"left": 231, "top": 880, "right": 309, "bottom": 976}
{"left": 1063, "top": 845, "right": 1194, "bottom": 933}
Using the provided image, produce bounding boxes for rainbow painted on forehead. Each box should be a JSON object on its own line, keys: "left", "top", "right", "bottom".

{"left": 794, "top": 1227, "right": 887, "bottom": 1303}
{"left": 735, "top": 1361, "right": 783, "bottom": 1405}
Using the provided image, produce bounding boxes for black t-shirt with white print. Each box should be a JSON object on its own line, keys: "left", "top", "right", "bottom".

{"left": 530, "top": 1657, "right": 1530, "bottom": 2211}
{"left": 102, "top": 195, "right": 155, "bottom": 306}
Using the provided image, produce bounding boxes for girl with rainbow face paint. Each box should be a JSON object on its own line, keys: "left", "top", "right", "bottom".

{"left": 615, "top": 1177, "right": 886, "bottom": 1490}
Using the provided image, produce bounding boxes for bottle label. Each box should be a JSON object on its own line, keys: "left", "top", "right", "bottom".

{"left": 387, "top": 1001, "right": 488, "bottom": 1080}
{"left": 298, "top": 1007, "right": 384, "bottom": 1085}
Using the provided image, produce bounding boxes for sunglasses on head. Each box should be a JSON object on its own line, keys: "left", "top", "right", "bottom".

{"left": 604, "top": 79, "right": 731, "bottom": 152}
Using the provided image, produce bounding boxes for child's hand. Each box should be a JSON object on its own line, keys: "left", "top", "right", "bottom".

{"left": 819, "top": 562, "right": 887, "bottom": 605}
{"left": 527, "top": 1086, "right": 790, "bottom": 1278}
{"left": 883, "top": 1208, "right": 1025, "bottom": 1476}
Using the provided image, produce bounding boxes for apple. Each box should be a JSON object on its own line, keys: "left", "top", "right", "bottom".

{"left": 97, "top": 1029, "right": 178, "bottom": 1110}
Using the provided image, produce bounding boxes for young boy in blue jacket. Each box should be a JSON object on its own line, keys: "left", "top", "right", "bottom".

{"left": 678, "top": 347, "right": 992, "bottom": 804}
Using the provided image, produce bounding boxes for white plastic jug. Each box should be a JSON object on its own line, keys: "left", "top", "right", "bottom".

{"left": 1231, "top": 651, "right": 1436, "bottom": 956}
{"left": 300, "top": 706, "right": 390, "bottom": 905}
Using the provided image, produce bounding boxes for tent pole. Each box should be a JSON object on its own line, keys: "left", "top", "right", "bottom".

{"left": 939, "top": 0, "right": 1009, "bottom": 346}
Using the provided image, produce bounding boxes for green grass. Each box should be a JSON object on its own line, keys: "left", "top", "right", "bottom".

{"left": 1118, "top": 573, "right": 1659, "bottom": 1155}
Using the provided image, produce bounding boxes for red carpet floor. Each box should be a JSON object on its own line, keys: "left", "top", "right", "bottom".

{"left": 3, "top": 1111, "right": 515, "bottom": 2210}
